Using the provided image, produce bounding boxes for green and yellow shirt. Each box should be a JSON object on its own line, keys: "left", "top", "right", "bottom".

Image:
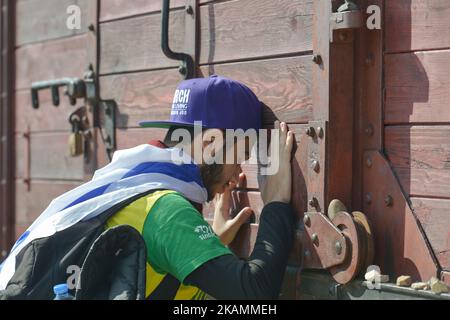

{"left": 105, "top": 190, "right": 232, "bottom": 300}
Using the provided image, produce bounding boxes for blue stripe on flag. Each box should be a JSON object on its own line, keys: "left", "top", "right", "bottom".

{"left": 63, "top": 183, "right": 112, "bottom": 210}
{"left": 121, "top": 162, "right": 205, "bottom": 188}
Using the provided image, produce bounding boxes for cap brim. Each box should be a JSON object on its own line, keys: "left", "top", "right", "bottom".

{"left": 139, "top": 120, "right": 207, "bottom": 129}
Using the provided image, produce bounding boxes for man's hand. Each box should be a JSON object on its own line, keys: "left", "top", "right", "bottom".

{"left": 260, "top": 121, "right": 295, "bottom": 205}
{"left": 212, "top": 174, "right": 253, "bottom": 246}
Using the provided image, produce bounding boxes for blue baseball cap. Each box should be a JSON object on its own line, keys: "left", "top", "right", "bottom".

{"left": 139, "top": 75, "right": 262, "bottom": 131}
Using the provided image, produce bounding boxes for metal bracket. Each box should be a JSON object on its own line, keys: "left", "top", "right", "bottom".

{"left": 30, "top": 65, "right": 117, "bottom": 161}
{"left": 98, "top": 100, "right": 117, "bottom": 161}
{"left": 330, "top": 1, "right": 363, "bottom": 43}
{"left": 300, "top": 211, "right": 347, "bottom": 270}
{"left": 305, "top": 120, "right": 327, "bottom": 212}
{"left": 161, "top": 0, "right": 197, "bottom": 79}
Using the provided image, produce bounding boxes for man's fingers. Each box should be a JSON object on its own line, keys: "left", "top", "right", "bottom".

{"left": 232, "top": 207, "right": 253, "bottom": 224}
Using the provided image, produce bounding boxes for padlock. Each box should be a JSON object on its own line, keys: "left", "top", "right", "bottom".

{"left": 68, "top": 114, "right": 84, "bottom": 157}
{"left": 69, "top": 131, "right": 84, "bottom": 156}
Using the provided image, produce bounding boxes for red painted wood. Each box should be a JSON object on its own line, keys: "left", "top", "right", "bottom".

{"left": 15, "top": 89, "right": 85, "bottom": 133}
{"left": 99, "top": 0, "right": 312, "bottom": 74}
{"left": 385, "top": 50, "right": 450, "bottom": 124}
{"left": 100, "top": 56, "right": 312, "bottom": 128}
{"left": 385, "top": 0, "right": 450, "bottom": 53}
{"left": 16, "top": 0, "right": 89, "bottom": 46}
{"left": 15, "top": 34, "right": 89, "bottom": 90}
{"left": 16, "top": 132, "right": 84, "bottom": 181}
{"left": 385, "top": 126, "right": 450, "bottom": 198}
{"left": 411, "top": 197, "right": 450, "bottom": 271}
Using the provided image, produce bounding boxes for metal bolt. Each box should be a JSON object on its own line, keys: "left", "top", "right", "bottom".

{"left": 365, "top": 124, "right": 374, "bottom": 136}
{"left": 178, "top": 65, "right": 187, "bottom": 75}
{"left": 365, "top": 193, "right": 372, "bottom": 205}
{"left": 316, "top": 127, "right": 324, "bottom": 139}
{"left": 303, "top": 214, "right": 311, "bottom": 227}
{"left": 385, "top": 195, "right": 393, "bottom": 207}
{"left": 88, "top": 24, "right": 95, "bottom": 32}
{"left": 366, "top": 156, "right": 372, "bottom": 168}
{"left": 309, "top": 197, "right": 318, "bottom": 207}
{"left": 305, "top": 127, "right": 315, "bottom": 137}
{"left": 365, "top": 53, "right": 374, "bottom": 66}
{"left": 335, "top": 241, "right": 342, "bottom": 255}
{"left": 304, "top": 250, "right": 311, "bottom": 258}
{"left": 339, "top": 31, "right": 348, "bottom": 41}
{"left": 185, "top": 5, "right": 194, "bottom": 14}
{"left": 312, "top": 54, "right": 322, "bottom": 65}
{"left": 311, "top": 233, "right": 318, "bottom": 244}
{"left": 311, "top": 160, "right": 320, "bottom": 172}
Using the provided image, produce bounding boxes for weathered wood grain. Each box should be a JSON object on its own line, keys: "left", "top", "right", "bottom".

{"left": 411, "top": 197, "right": 450, "bottom": 271}
{"left": 99, "top": 0, "right": 313, "bottom": 74}
{"left": 16, "top": 132, "right": 85, "bottom": 181}
{"left": 386, "top": 0, "right": 450, "bottom": 53}
{"left": 15, "top": 89, "right": 85, "bottom": 133}
{"left": 385, "top": 126, "right": 450, "bottom": 170}
{"left": 385, "top": 50, "right": 450, "bottom": 124}
{"left": 15, "top": 180, "right": 81, "bottom": 226}
{"left": 100, "top": 56, "right": 312, "bottom": 128}
{"left": 199, "top": 0, "right": 313, "bottom": 64}
{"left": 99, "top": 0, "right": 187, "bottom": 22}
{"left": 16, "top": 0, "right": 89, "bottom": 46}
{"left": 15, "top": 35, "right": 89, "bottom": 90}
{"left": 99, "top": 9, "right": 185, "bottom": 74}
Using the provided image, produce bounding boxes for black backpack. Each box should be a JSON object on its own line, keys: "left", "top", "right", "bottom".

{"left": 0, "top": 190, "right": 157, "bottom": 300}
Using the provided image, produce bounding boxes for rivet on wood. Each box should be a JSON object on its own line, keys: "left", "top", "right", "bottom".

{"left": 305, "top": 127, "right": 315, "bottom": 137}
{"left": 366, "top": 156, "right": 372, "bottom": 168}
{"left": 309, "top": 197, "right": 318, "bottom": 208}
{"left": 365, "top": 124, "right": 374, "bottom": 136}
{"left": 311, "top": 160, "right": 320, "bottom": 172}
{"left": 385, "top": 195, "right": 393, "bottom": 207}
{"left": 316, "top": 127, "right": 324, "bottom": 139}
{"left": 365, "top": 193, "right": 372, "bottom": 205}
{"left": 303, "top": 214, "right": 311, "bottom": 227}
{"left": 311, "top": 233, "right": 318, "bottom": 244}
{"left": 185, "top": 5, "right": 194, "bottom": 14}
{"left": 335, "top": 241, "right": 342, "bottom": 255}
{"left": 88, "top": 24, "right": 95, "bottom": 32}
{"left": 312, "top": 54, "right": 322, "bottom": 65}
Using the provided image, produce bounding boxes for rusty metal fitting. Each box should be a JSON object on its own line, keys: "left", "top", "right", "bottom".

{"left": 312, "top": 54, "right": 322, "bottom": 65}
{"left": 385, "top": 195, "right": 393, "bottom": 207}
{"left": 303, "top": 214, "right": 311, "bottom": 227}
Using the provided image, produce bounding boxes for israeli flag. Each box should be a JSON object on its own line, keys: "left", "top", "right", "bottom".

{"left": 0, "top": 144, "right": 207, "bottom": 289}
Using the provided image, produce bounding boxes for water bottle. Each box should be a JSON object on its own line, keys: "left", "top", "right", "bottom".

{"left": 53, "top": 283, "right": 74, "bottom": 300}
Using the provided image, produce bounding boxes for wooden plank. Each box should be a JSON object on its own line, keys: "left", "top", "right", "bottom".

{"left": 15, "top": 180, "right": 81, "bottom": 227}
{"left": 15, "top": 35, "right": 89, "bottom": 90}
{"left": 99, "top": 0, "right": 312, "bottom": 74}
{"left": 99, "top": 9, "right": 185, "bottom": 74}
{"left": 199, "top": 0, "right": 313, "bottom": 64}
{"left": 385, "top": 126, "right": 450, "bottom": 170}
{"left": 386, "top": 125, "right": 450, "bottom": 198}
{"left": 385, "top": 50, "right": 450, "bottom": 124}
{"left": 386, "top": 0, "right": 450, "bottom": 53}
{"left": 99, "top": 0, "right": 187, "bottom": 22}
{"left": 100, "top": 56, "right": 312, "bottom": 128}
{"left": 15, "top": 89, "right": 85, "bottom": 133}
{"left": 16, "top": 0, "right": 89, "bottom": 46}
{"left": 411, "top": 197, "right": 450, "bottom": 271}
{"left": 16, "top": 132, "right": 84, "bottom": 181}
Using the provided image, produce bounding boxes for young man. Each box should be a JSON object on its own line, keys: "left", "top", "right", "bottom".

{"left": 105, "top": 75, "right": 297, "bottom": 299}
{"left": 0, "top": 75, "right": 296, "bottom": 300}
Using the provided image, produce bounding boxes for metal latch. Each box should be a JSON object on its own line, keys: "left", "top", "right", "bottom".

{"left": 30, "top": 65, "right": 117, "bottom": 161}
{"left": 330, "top": 0, "right": 363, "bottom": 42}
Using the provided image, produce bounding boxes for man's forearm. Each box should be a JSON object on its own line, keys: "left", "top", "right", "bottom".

{"left": 185, "top": 202, "right": 296, "bottom": 299}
